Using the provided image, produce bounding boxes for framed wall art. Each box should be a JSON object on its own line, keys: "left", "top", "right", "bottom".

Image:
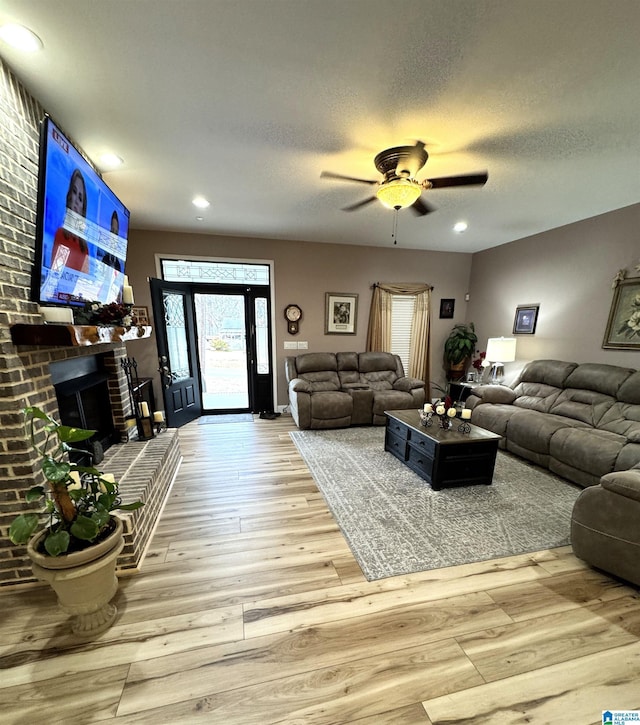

{"left": 132, "top": 306, "right": 150, "bottom": 326}
{"left": 325, "top": 292, "right": 358, "bottom": 334}
{"left": 513, "top": 304, "right": 539, "bottom": 334}
{"left": 439, "top": 298, "right": 455, "bottom": 319}
{"left": 603, "top": 277, "right": 640, "bottom": 349}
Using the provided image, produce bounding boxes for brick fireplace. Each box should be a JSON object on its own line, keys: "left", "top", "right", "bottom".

{"left": 0, "top": 57, "right": 179, "bottom": 588}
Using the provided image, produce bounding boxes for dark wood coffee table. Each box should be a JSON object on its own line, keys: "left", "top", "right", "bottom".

{"left": 384, "top": 409, "right": 502, "bottom": 490}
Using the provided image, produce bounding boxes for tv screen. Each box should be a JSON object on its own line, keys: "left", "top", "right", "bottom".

{"left": 34, "top": 115, "right": 130, "bottom": 308}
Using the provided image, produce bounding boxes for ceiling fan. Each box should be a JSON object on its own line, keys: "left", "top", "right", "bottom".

{"left": 321, "top": 141, "right": 488, "bottom": 216}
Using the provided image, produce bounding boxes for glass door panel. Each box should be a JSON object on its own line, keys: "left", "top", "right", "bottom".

{"left": 194, "top": 293, "right": 249, "bottom": 411}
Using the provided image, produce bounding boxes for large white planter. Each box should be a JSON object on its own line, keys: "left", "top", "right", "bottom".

{"left": 27, "top": 517, "right": 124, "bottom": 637}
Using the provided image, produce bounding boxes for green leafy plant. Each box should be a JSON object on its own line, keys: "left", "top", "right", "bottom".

{"left": 444, "top": 322, "right": 478, "bottom": 365}
{"left": 9, "top": 407, "right": 143, "bottom": 557}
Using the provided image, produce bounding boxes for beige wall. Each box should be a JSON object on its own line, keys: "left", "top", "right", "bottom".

{"left": 125, "top": 230, "right": 473, "bottom": 408}
{"left": 468, "top": 203, "right": 640, "bottom": 383}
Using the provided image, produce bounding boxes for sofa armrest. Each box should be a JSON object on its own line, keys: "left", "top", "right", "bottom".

{"left": 289, "top": 377, "right": 313, "bottom": 393}
{"left": 393, "top": 377, "right": 424, "bottom": 392}
{"left": 473, "top": 384, "right": 518, "bottom": 405}
{"left": 600, "top": 469, "right": 640, "bottom": 503}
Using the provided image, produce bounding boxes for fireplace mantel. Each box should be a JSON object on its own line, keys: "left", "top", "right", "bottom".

{"left": 10, "top": 324, "right": 152, "bottom": 347}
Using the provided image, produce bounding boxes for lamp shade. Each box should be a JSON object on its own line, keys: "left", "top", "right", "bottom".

{"left": 485, "top": 337, "right": 517, "bottom": 363}
{"left": 376, "top": 179, "right": 422, "bottom": 209}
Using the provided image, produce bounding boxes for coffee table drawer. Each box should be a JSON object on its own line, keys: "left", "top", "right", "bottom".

{"left": 386, "top": 417, "right": 410, "bottom": 441}
{"left": 385, "top": 429, "right": 408, "bottom": 461}
{"left": 406, "top": 442, "right": 434, "bottom": 479}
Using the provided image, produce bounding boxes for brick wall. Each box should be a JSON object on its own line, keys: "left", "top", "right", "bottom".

{"left": 0, "top": 57, "right": 156, "bottom": 586}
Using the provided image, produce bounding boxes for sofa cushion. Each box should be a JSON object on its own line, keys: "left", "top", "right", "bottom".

{"left": 615, "top": 442, "right": 640, "bottom": 471}
{"left": 310, "top": 390, "right": 352, "bottom": 420}
{"left": 617, "top": 371, "right": 640, "bottom": 404}
{"left": 564, "top": 362, "right": 634, "bottom": 397}
{"left": 296, "top": 352, "right": 337, "bottom": 374}
{"left": 299, "top": 370, "right": 340, "bottom": 391}
{"left": 550, "top": 427, "right": 625, "bottom": 478}
{"left": 471, "top": 403, "right": 520, "bottom": 438}
{"left": 597, "top": 402, "right": 640, "bottom": 440}
{"left": 513, "top": 382, "right": 562, "bottom": 412}
{"left": 507, "top": 409, "right": 588, "bottom": 455}
{"left": 517, "top": 359, "right": 578, "bottom": 388}
{"left": 358, "top": 351, "right": 403, "bottom": 376}
{"left": 337, "top": 352, "right": 361, "bottom": 386}
{"left": 549, "top": 387, "right": 615, "bottom": 426}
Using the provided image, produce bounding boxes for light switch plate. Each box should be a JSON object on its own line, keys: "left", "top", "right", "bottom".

{"left": 284, "top": 341, "right": 297, "bottom": 349}
{"left": 298, "top": 341, "right": 308, "bottom": 349}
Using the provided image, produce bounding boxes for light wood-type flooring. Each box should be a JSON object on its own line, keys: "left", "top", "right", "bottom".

{"left": 1, "top": 416, "right": 639, "bottom": 724}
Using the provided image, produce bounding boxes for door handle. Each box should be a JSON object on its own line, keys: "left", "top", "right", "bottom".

{"left": 158, "top": 357, "right": 173, "bottom": 389}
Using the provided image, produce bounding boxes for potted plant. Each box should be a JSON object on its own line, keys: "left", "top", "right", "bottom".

{"left": 9, "top": 406, "right": 143, "bottom": 637}
{"left": 443, "top": 322, "right": 478, "bottom": 381}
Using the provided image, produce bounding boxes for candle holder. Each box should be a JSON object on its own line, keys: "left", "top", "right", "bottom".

{"left": 121, "top": 357, "right": 155, "bottom": 441}
{"left": 458, "top": 420, "right": 471, "bottom": 434}
{"left": 137, "top": 415, "right": 155, "bottom": 441}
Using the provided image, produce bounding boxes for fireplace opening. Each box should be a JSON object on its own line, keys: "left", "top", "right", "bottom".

{"left": 50, "top": 355, "right": 119, "bottom": 463}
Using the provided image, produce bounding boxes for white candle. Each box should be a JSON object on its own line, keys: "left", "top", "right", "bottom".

{"left": 138, "top": 401, "right": 150, "bottom": 417}
{"left": 447, "top": 407, "right": 457, "bottom": 418}
{"left": 424, "top": 403, "right": 433, "bottom": 413}
{"left": 435, "top": 405, "right": 445, "bottom": 415}
{"left": 123, "top": 285, "right": 134, "bottom": 304}
{"left": 153, "top": 411, "right": 165, "bottom": 423}
{"left": 461, "top": 409, "right": 472, "bottom": 420}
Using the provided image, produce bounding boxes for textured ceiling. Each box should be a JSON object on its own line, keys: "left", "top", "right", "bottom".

{"left": 1, "top": 0, "right": 639, "bottom": 251}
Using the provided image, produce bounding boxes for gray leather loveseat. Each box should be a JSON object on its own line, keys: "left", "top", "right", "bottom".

{"left": 285, "top": 351, "right": 425, "bottom": 430}
{"left": 466, "top": 359, "right": 640, "bottom": 585}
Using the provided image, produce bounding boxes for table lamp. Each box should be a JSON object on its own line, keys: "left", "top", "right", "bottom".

{"left": 485, "top": 337, "right": 517, "bottom": 384}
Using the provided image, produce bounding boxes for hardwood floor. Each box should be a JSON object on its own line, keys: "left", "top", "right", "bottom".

{"left": 1, "top": 416, "right": 639, "bottom": 724}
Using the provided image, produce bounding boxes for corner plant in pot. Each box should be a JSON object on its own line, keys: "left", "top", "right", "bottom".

{"left": 443, "top": 322, "right": 478, "bottom": 381}
{"left": 9, "top": 406, "right": 143, "bottom": 637}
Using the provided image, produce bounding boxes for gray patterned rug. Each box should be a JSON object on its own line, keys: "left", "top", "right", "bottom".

{"left": 290, "top": 427, "right": 582, "bottom": 580}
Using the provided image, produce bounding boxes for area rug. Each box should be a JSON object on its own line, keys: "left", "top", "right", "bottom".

{"left": 290, "top": 427, "right": 581, "bottom": 580}
{"left": 198, "top": 414, "right": 254, "bottom": 424}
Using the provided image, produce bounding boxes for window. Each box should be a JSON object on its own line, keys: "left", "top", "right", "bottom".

{"left": 390, "top": 295, "right": 415, "bottom": 373}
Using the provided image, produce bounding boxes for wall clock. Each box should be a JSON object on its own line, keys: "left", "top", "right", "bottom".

{"left": 284, "top": 304, "right": 302, "bottom": 334}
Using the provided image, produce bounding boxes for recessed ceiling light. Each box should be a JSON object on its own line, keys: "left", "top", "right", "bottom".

{"left": 453, "top": 221, "right": 468, "bottom": 233}
{"left": 99, "top": 153, "right": 123, "bottom": 169}
{"left": 192, "top": 196, "right": 210, "bottom": 209}
{"left": 196, "top": 216, "right": 203, "bottom": 221}
{"left": 0, "top": 23, "right": 43, "bottom": 52}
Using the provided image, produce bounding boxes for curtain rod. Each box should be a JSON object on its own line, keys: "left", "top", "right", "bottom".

{"left": 371, "top": 282, "right": 434, "bottom": 290}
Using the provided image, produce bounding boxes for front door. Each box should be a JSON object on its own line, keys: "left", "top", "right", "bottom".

{"left": 150, "top": 278, "right": 274, "bottom": 425}
{"left": 150, "top": 278, "right": 202, "bottom": 427}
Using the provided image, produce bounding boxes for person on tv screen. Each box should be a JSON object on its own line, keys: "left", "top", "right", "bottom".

{"left": 50, "top": 169, "right": 90, "bottom": 273}
{"left": 101, "top": 211, "right": 122, "bottom": 271}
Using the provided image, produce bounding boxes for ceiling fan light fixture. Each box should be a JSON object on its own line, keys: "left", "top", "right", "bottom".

{"left": 376, "top": 178, "right": 421, "bottom": 210}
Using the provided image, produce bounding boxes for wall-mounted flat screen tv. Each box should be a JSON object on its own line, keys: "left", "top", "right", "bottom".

{"left": 33, "top": 115, "right": 130, "bottom": 308}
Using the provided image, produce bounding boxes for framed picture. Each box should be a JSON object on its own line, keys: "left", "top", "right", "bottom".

{"left": 603, "top": 277, "right": 640, "bottom": 349}
{"left": 132, "top": 306, "right": 150, "bottom": 326}
{"left": 325, "top": 292, "right": 358, "bottom": 335}
{"left": 513, "top": 304, "right": 539, "bottom": 334}
{"left": 439, "top": 298, "right": 455, "bottom": 319}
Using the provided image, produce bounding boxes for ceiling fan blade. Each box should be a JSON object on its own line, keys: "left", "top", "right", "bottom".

{"left": 341, "top": 196, "right": 378, "bottom": 212}
{"left": 425, "top": 172, "right": 489, "bottom": 189}
{"left": 410, "top": 196, "right": 435, "bottom": 216}
{"left": 321, "top": 170, "right": 378, "bottom": 185}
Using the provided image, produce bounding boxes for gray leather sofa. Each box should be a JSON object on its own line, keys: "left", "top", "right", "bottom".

{"left": 466, "top": 359, "right": 640, "bottom": 586}
{"left": 285, "top": 351, "right": 425, "bottom": 429}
